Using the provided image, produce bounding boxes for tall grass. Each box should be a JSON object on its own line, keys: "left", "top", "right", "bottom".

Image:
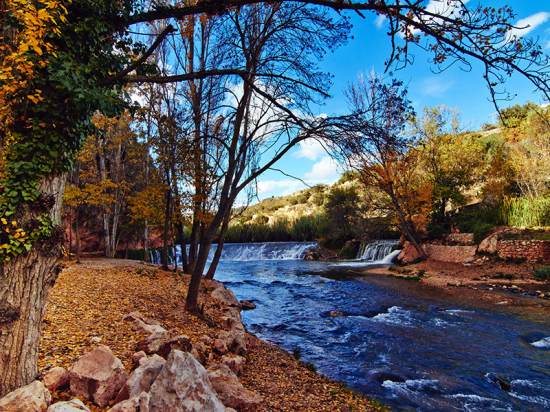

{"left": 492, "top": 197, "right": 550, "bottom": 227}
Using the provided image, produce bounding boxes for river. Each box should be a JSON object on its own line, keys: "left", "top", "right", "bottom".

{"left": 156, "top": 242, "right": 550, "bottom": 411}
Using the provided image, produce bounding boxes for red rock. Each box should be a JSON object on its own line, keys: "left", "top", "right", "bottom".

{"left": 136, "top": 333, "right": 192, "bottom": 359}
{"left": 69, "top": 345, "right": 129, "bottom": 408}
{"left": 221, "top": 354, "right": 247, "bottom": 376}
{"left": 42, "top": 366, "right": 70, "bottom": 392}
{"left": 206, "top": 364, "right": 262, "bottom": 412}
{"left": 0, "top": 380, "right": 51, "bottom": 412}
{"left": 47, "top": 398, "right": 91, "bottom": 411}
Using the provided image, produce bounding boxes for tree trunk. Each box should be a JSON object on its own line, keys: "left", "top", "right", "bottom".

{"left": 390, "top": 192, "right": 428, "bottom": 260}
{"left": 0, "top": 175, "right": 66, "bottom": 396}
{"left": 176, "top": 221, "right": 188, "bottom": 273}
{"left": 103, "top": 213, "right": 111, "bottom": 258}
{"left": 162, "top": 186, "right": 172, "bottom": 271}
{"left": 143, "top": 220, "right": 150, "bottom": 262}
{"left": 205, "top": 215, "right": 229, "bottom": 279}
{"left": 75, "top": 207, "right": 81, "bottom": 264}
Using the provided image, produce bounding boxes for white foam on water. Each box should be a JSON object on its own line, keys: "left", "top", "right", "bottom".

{"left": 531, "top": 337, "right": 550, "bottom": 348}
{"left": 509, "top": 392, "right": 550, "bottom": 408}
{"left": 382, "top": 379, "right": 441, "bottom": 397}
{"left": 445, "top": 394, "right": 512, "bottom": 412}
{"left": 371, "top": 306, "right": 413, "bottom": 326}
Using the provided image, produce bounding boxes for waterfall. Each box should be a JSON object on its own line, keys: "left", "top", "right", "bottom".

{"left": 150, "top": 241, "right": 317, "bottom": 265}
{"left": 356, "top": 240, "right": 400, "bottom": 262}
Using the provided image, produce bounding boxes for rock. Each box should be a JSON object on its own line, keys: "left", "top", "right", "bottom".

{"left": 199, "top": 335, "right": 213, "bottom": 346}
{"left": 396, "top": 242, "right": 421, "bottom": 264}
{"left": 447, "top": 233, "right": 474, "bottom": 245}
{"left": 486, "top": 373, "right": 511, "bottom": 391}
{"left": 148, "top": 350, "right": 227, "bottom": 412}
{"left": 193, "top": 342, "right": 207, "bottom": 353}
{"left": 131, "top": 318, "right": 167, "bottom": 335}
{"left": 190, "top": 347, "right": 206, "bottom": 365}
{"left": 328, "top": 310, "right": 345, "bottom": 317}
{"left": 136, "top": 333, "right": 192, "bottom": 358}
{"left": 132, "top": 351, "right": 147, "bottom": 364}
{"left": 216, "top": 329, "right": 247, "bottom": 356}
{"left": 478, "top": 234, "right": 499, "bottom": 254}
{"left": 0, "top": 380, "right": 51, "bottom": 412}
{"left": 69, "top": 345, "right": 129, "bottom": 408}
{"left": 123, "top": 311, "right": 163, "bottom": 327}
{"left": 206, "top": 364, "right": 262, "bottom": 412}
{"left": 240, "top": 300, "right": 256, "bottom": 310}
{"left": 110, "top": 392, "right": 150, "bottom": 412}
{"left": 91, "top": 337, "right": 102, "bottom": 343}
{"left": 47, "top": 399, "right": 91, "bottom": 412}
{"left": 115, "top": 354, "right": 165, "bottom": 403}
{"left": 211, "top": 285, "right": 242, "bottom": 309}
{"left": 221, "top": 354, "right": 247, "bottom": 376}
{"left": 42, "top": 366, "right": 70, "bottom": 392}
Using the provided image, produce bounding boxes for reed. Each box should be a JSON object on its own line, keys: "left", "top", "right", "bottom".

{"left": 492, "top": 197, "right": 550, "bottom": 227}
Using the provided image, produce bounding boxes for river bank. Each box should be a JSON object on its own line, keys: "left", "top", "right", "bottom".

{"left": 361, "top": 258, "right": 550, "bottom": 317}
{"left": 38, "top": 258, "right": 384, "bottom": 412}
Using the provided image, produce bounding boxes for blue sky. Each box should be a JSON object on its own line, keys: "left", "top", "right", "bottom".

{"left": 251, "top": 0, "right": 550, "bottom": 202}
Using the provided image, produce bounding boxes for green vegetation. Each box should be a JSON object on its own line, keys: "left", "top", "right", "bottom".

{"left": 531, "top": 267, "right": 550, "bottom": 281}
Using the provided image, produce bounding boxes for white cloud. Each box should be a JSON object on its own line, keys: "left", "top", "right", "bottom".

{"left": 375, "top": 15, "right": 386, "bottom": 29}
{"left": 418, "top": 77, "right": 454, "bottom": 98}
{"left": 255, "top": 179, "right": 305, "bottom": 197}
{"left": 510, "top": 12, "right": 550, "bottom": 38}
{"left": 293, "top": 139, "right": 327, "bottom": 161}
{"left": 304, "top": 156, "right": 340, "bottom": 179}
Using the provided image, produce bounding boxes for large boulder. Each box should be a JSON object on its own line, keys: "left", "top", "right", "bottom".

{"left": 42, "top": 366, "right": 70, "bottom": 392}
{"left": 215, "top": 330, "right": 247, "bottom": 356}
{"left": 47, "top": 399, "right": 91, "bottom": 412}
{"left": 115, "top": 354, "right": 166, "bottom": 403}
{"left": 0, "top": 380, "right": 51, "bottom": 412}
{"left": 478, "top": 234, "right": 499, "bottom": 254}
{"left": 69, "top": 345, "right": 129, "bottom": 408}
{"left": 124, "top": 312, "right": 167, "bottom": 335}
{"left": 148, "top": 350, "right": 227, "bottom": 412}
{"left": 136, "top": 332, "right": 192, "bottom": 359}
{"left": 396, "top": 242, "right": 422, "bottom": 264}
{"left": 206, "top": 364, "right": 262, "bottom": 412}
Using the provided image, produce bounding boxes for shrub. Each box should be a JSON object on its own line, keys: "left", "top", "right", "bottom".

{"left": 339, "top": 245, "right": 358, "bottom": 259}
{"left": 255, "top": 214, "right": 269, "bottom": 225}
{"left": 531, "top": 266, "right": 550, "bottom": 280}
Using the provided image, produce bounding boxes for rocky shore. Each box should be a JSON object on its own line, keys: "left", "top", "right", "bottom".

{"left": 0, "top": 258, "right": 383, "bottom": 412}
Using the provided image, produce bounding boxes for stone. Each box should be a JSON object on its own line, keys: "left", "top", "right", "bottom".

{"left": 115, "top": 354, "right": 165, "bottom": 403}
{"left": 123, "top": 311, "right": 163, "bottom": 327}
{"left": 424, "top": 244, "right": 477, "bottom": 263}
{"left": 148, "top": 350, "right": 227, "bottom": 412}
{"left": 110, "top": 392, "right": 150, "bottom": 412}
{"left": 216, "top": 329, "right": 247, "bottom": 356}
{"left": 136, "top": 333, "right": 192, "bottom": 359}
{"left": 221, "top": 354, "right": 247, "bottom": 376}
{"left": 69, "top": 345, "right": 129, "bottom": 408}
{"left": 211, "top": 285, "right": 241, "bottom": 309}
{"left": 328, "top": 310, "right": 345, "bottom": 317}
{"left": 240, "top": 300, "right": 256, "bottom": 310}
{"left": 47, "top": 399, "right": 91, "bottom": 412}
{"left": 91, "top": 337, "right": 102, "bottom": 343}
{"left": 131, "top": 318, "right": 167, "bottom": 335}
{"left": 199, "top": 335, "right": 213, "bottom": 346}
{"left": 478, "top": 234, "right": 499, "bottom": 254}
{"left": 0, "top": 380, "right": 51, "bottom": 412}
{"left": 132, "top": 351, "right": 147, "bottom": 364}
{"left": 193, "top": 342, "right": 207, "bottom": 353}
{"left": 191, "top": 348, "right": 206, "bottom": 365}
{"left": 206, "top": 364, "right": 262, "bottom": 412}
{"left": 42, "top": 366, "right": 70, "bottom": 392}
{"left": 396, "top": 242, "right": 421, "bottom": 264}
{"left": 447, "top": 233, "right": 474, "bottom": 245}
{"left": 486, "top": 373, "right": 511, "bottom": 391}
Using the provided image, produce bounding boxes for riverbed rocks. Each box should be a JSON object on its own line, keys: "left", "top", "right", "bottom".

{"left": 240, "top": 300, "right": 256, "bottom": 310}
{"left": 136, "top": 331, "right": 192, "bottom": 358}
{"left": 0, "top": 380, "right": 51, "bottom": 412}
{"left": 69, "top": 345, "right": 129, "bottom": 407}
{"left": 115, "top": 354, "right": 165, "bottom": 403}
{"left": 47, "top": 398, "right": 91, "bottom": 411}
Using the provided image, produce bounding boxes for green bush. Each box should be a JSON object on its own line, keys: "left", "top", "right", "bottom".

{"left": 339, "top": 245, "right": 358, "bottom": 259}
{"left": 255, "top": 214, "right": 269, "bottom": 225}
{"left": 531, "top": 266, "right": 550, "bottom": 280}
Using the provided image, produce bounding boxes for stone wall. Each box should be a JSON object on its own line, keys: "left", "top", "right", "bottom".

{"left": 424, "top": 244, "right": 477, "bottom": 263}
{"left": 497, "top": 240, "right": 550, "bottom": 263}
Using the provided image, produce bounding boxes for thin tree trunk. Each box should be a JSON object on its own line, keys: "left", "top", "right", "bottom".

{"left": 205, "top": 215, "right": 229, "bottom": 279}
{"left": 75, "top": 207, "right": 81, "bottom": 264}
{"left": 0, "top": 175, "right": 66, "bottom": 396}
{"left": 143, "top": 220, "right": 150, "bottom": 262}
{"left": 103, "top": 214, "right": 111, "bottom": 258}
{"left": 390, "top": 192, "right": 428, "bottom": 260}
{"left": 162, "top": 186, "right": 171, "bottom": 271}
{"left": 176, "top": 221, "right": 188, "bottom": 273}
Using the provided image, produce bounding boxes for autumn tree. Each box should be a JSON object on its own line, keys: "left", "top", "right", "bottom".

{"left": 337, "top": 72, "right": 429, "bottom": 258}
{"left": 2, "top": 0, "right": 550, "bottom": 394}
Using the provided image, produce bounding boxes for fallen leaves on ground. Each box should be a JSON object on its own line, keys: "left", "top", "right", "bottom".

{"left": 39, "top": 258, "right": 384, "bottom": 411}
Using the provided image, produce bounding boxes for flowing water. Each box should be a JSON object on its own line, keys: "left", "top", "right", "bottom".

{"left": 155, "top": 241, "right": 550, "bottom": 411}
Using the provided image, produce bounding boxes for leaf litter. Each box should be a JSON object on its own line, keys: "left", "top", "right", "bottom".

{"left": 39, "top": 258, "right": 384, "bottom": 411}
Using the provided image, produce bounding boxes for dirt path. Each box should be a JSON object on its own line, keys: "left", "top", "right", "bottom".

{"left": 39, "top": 258, "right": 383, "bottom": 412}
